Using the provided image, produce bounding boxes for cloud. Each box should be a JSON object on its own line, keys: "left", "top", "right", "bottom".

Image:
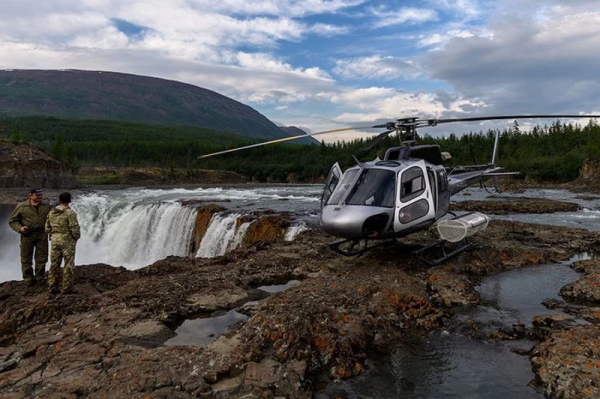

{"left": 325, "top": 87, "right": 484, "bottom": 129}
{"left": 426, "top": 8, "right": 600, "bottom": 115}
{"left": 417, "top": 29, "right": 490, "bottom": 49}
{"left": 184, "top": 0, "right": 367, "bottom": 18}
{"left": 333, "top": 55, "right": 422, "bottom": 80}
{"left": 370, "top": 6, "right": 439, "bottom": 28}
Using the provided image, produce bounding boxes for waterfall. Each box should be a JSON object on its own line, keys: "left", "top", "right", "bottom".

{"left": 73, "top": 193, "right": 197, "bottom": 269}
{"left": 196, "top": 213, "right": 245, "bottom": 258}
{"left": 74, "top": 193, "right": 311, "bottom": 266}
{"left": 285, "top": 223, "right": 309, "bottom": 241}
{"left": 196, "top": 214, "right": 308, "bottom": 258}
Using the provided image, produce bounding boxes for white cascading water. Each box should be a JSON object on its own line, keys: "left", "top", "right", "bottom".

{"left": 285, "top": 224, "right": 309, "bottom": 241}
{"left": 74, "top": 193, "right": 198, "bottom": 269}
{"left": 72, "top": 192, "right": 309, "bottom": 268}
{"left": 195, "top": 213, "right": 243, "bottom": 258}
{"left": 197, "top": 214, "right": 293, "bottom": 257}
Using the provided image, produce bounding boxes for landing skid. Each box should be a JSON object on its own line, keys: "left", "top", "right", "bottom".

{"left": 412, "top": 239, "right": 474, "bottom": 266}
{"left": 329, "top": 238, "right": 398, "bottom": 257}
{"left": 329, "top": 237, "right": 475, "bottom": 264}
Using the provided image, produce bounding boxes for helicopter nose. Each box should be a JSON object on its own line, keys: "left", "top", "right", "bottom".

{"left": 320, "top": 205, "right": 392, "bottom": 239}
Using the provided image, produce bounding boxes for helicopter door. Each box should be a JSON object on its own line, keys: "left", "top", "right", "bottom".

{"left": 321, "top": 162, "right": 342, "bottom": 208}
{"left": 394, "top": 160, "right": 435, "bottom": 230}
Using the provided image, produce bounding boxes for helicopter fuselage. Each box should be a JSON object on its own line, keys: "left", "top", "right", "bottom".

{"left": 319, "top": 144, "right": 500, "bottom": 241}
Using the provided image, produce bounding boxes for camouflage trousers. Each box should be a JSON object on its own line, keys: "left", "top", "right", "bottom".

{"left": 48, "top": 234, "right": 77, "bottom": 293}
{"left": 20, "top": 232, "right": 48, "bottom": 282}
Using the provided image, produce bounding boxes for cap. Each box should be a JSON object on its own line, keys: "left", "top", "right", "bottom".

{"left": 30, "top": 188, "right": 43, "bottom": 195}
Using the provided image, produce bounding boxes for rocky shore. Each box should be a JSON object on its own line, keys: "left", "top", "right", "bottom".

{"left": 1, "top": 194, "right": 600, "bottom": 398}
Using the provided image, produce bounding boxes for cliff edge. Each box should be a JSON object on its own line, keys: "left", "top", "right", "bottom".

{"left": 0, "top": 139, "right": 73, "bottom": 188}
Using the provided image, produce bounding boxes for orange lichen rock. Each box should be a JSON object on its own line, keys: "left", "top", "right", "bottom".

{"left": 242, "top": 215, "right": 291, "bottom": 245}
{"left": 189, "top": 205, "right": 226, "bottom": 254}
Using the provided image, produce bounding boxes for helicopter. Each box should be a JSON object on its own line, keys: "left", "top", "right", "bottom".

{"left": 200, "top": 114, "right": 600, "bottom": 264}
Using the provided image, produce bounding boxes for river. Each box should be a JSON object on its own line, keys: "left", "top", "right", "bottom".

{"left": 1, "top": 185, "right": 599, "bottom": 398}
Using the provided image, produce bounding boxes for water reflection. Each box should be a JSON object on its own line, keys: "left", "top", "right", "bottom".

{"left": 317, "top": 331, "right": 541, "bottom": 399}
{"left": 164, "top": 280, "right": 300, "bottom": 347}
{"left": 257, "top": 279, "right": 300, "bottom": 293}
{"left": 318, "top": 256, "right": 587, "bottom": 399}
{"left": 473, "top": 262, "right": 583, "bottom": 327}
{"left": 164, "top": 310, "right": 248, "bottom": 347}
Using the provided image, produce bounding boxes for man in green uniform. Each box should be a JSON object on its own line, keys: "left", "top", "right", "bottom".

{"left": 8, "top": 188, "right": 52, "bottom": 286}
{"left": 45, "top": 192, "right": 81, "bottom": 295}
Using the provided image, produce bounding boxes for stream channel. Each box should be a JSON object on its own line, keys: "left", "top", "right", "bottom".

{"left": 315, "top": 255, "right": 590, "bottom": 399}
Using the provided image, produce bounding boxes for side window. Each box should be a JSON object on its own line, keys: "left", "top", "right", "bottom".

{"left": 400, "top": 167, "right": 425, "bottom": 202}
{"left": 327, "top": 169, "right": 359, "bottom": 205}
{"left": 398, "top": 199, "right": 430, "bottom": 224}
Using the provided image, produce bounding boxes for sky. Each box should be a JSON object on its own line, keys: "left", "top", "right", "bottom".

{"left": 1, "top": 0, "right": 600, "bottom": 142}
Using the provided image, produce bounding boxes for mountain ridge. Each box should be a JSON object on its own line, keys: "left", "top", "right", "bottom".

{"left": 0, "top": 69, "right": 317, "bottom": 143}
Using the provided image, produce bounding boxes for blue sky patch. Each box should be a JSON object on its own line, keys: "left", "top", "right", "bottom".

{"left": 111, "top": 18, "right": 146, "bottom": 37}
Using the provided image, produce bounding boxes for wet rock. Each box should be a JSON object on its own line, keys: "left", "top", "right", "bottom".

{"left": 531, "top": 324, "right": 600, "bottom": 398}
{"left": 1, "top": 220, "right": 600, "bottom": 398}
{"left": 541, "top": 298, "right": 590, "bottom": 316}
{"left": 183, "top": 286, "right": 249, "bottom": 314}
{"left": 450, "top": 198, "right": 580, "bottom": 214}
{"left": 532, "top": 314, "right": 580, "bottom": 329}
{"left": 242, "top": 214, "right": 291, "bottom": 245}
{"left": 426, "top": 267, "right": 480, "bottom": 307}
{"left": 560, "top": 272, "right": 600, "bottom": 304}
{"left": 570, "top": 259, "right": 600, "bottom": 274}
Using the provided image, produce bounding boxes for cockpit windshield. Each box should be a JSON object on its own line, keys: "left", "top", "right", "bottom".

{"left": 345, "top": 169, "right": 396, "bottom": 208}
{"left": 329, "top": 169, "right": 396, "bottom": 208}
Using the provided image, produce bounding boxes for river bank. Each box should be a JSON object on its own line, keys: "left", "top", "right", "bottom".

{"left": 1, "top": 211, "right": 599, "bottom": 398}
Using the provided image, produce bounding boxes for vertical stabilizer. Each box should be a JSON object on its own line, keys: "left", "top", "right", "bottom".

{"left": 492, "top": 130, "right": 500, "bottom": 191}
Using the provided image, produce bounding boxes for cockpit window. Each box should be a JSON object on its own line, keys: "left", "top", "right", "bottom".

{"left": 345, "top": 169, "right": 396, "bottom": 208}
{"left": 326, "top": 169, "right": 359, "bottom": 205}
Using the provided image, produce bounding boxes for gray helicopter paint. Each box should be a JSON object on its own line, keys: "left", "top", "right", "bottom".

{"left": 320, "top": 157, "right": 446, "bottom": 239}
{"left": 319, "top": 152, "right": 503, "bottom": 240}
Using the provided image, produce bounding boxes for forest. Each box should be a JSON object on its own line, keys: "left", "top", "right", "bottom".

{"left": 1, "top": 116, "right": 599, "bottom": 183}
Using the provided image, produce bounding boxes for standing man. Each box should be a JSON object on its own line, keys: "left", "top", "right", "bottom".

{"left": 8, "top": 188, "right": 51, "bottom": 286}
{"left": 45, "top": 192, "right": 81, "bottom": 295}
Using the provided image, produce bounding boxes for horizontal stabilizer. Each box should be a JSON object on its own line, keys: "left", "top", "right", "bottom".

{"left": 484, "top": 171, "right": 520, "bottom": 176}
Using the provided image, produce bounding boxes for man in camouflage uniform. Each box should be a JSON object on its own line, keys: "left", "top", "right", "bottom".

{"left": 8, "top": 188, "right": 52, "bottom": 286}
{"left": 45, "top": 192, "right": 81, "bottom": 294}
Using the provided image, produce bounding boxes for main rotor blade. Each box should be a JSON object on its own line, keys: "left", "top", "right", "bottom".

{"left": 199, "top": 126, "right": 361, "bottom": 158}
{"left": 431, "top": 114, "right": 600, "bottom": 126}
{"left": 360, "top": 129, "right": 394, "bottom": 152}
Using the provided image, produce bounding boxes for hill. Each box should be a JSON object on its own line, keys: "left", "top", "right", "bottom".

{"left": 0, "top": 69, "right": 315, "bottom": 143}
